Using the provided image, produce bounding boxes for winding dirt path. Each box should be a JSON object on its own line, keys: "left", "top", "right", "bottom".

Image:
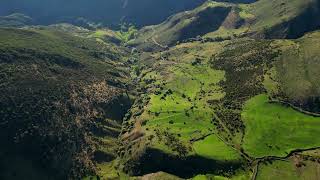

{"left": 151, "top": 26, "right": 168, "bottom": 49}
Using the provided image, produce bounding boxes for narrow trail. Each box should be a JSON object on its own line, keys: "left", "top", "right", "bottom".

{"left": 215, "top": 132, "right": 252, "bottom": 162}
{"left": 149, "top": 26, "right": 168, "bottom": 61}
{"left": 151, "top": 26, "right": 168, "bottom": 49}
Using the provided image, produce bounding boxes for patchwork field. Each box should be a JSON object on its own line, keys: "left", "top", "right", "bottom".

{"left": 141, "top": 55, "right": 237, "bottom": 159}
{"left": 193, "top": 135, "right": 240, "bottom": 161}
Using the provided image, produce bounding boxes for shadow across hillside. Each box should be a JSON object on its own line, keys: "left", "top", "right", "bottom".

{"left": 127, "top": 148, "right": 243, "bottom": 178}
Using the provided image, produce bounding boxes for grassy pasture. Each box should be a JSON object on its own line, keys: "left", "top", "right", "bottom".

{"left": 135, "top": 41, "right": 245, "bottom": 162}
{"left": 242, "top": 94, "right": 320, "bottom": 158}
{"left": 193, "top": 135, "right": 241, "bottom": 161}
{"left": 257, "top": 158, "right": 320, "bottom": 180}
{"left": 143, "top": 62, "right": 226, "bottom": 153}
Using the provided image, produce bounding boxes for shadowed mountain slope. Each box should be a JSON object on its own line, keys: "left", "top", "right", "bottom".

{"left": 0, "top": 28, "right": 132, "bottom": 180}
{"left": 0, "top": 0, "right": 208, "bottom": 28}
{"left": 131, "top": 0, "right": 320, "bottom": 51}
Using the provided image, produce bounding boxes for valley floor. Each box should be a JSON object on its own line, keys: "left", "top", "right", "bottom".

{"left": 94, "top": 31, "right": 320, "bottom": 180}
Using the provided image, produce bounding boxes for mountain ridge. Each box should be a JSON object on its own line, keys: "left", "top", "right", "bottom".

{"left": 130, "top": 0, "right": 320, "bottom": 51}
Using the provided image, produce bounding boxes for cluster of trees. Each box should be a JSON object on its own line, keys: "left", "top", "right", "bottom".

{"left": 0, "top": 41, "right": 130, "bottom": 179}
{"left": 155, "top": 129, "right": 189, "bottom": 157}
{"left": 210, "top": 40, "right": 280, "bottom": 134}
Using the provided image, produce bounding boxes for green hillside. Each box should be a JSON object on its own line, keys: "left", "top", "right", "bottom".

{"left": 257, "top": 154, "right": 320, "bottom": 180}
{"left": 130, "top": 1, "right": 232, "bottom": 51}
{"left": 272, "top": 31, "right": 320, "bottom": 112}
{"left": 131, "top": 0, "right": 320, "bottom": 51}
{"left": 118, "top": 29, "right": 320, "bottom": 179}
{"left": 242, "top": 94, "right": 320, "bottom": 158}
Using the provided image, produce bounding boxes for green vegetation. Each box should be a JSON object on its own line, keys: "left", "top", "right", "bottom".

{"left": 131, "top": 0, "right": 320, "bottom": 50}
{"left": 0, "top": 28, "right": 131, "bottom": 179}
{"left": 257, "top": 157, "right": 320, "bottom": 180}
{"left": 249, "top": 0, "right": 313, "bottom": 31}
{"left": 193, "top": 135, "right": 240, "bottom": 161}
{"left": 88, "top": 24, "right": 137, "bottom": 45}
{"left": 257, "top": 160, "right": 300, "bottom": 180}
{"left": 192, "top": 170, "right": 252, "bottom": 180}
{"left": 142, "top": 60, "right": 227, "bottom": 155}
{"left": 116, "top": 24, "right": 138, "bottom": 43}
{"left": 120, "top": 41, "right": 248, "bottom": 178}
{"left": 88, "top": 29, "right": 122, "bottom": 44}
{"left": 138, "top": 43, "right": 225, "bottom": 143}
{"left": 138, "top": 172, "right": 182, "bottom": 180}
{"left": 210, "top": 39, "right": 278, "bottom": 138}
{"left": 130, "top": 1, "right": 232, "bottom": 50}
{"left": 272, "top": 31, "right": 320, "bottom": 113}
{"left": 122, "top": 31, "right": 320, "bottom": 178}
{"left": 242, "top": 94, "right": 320, "bottom": 158}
